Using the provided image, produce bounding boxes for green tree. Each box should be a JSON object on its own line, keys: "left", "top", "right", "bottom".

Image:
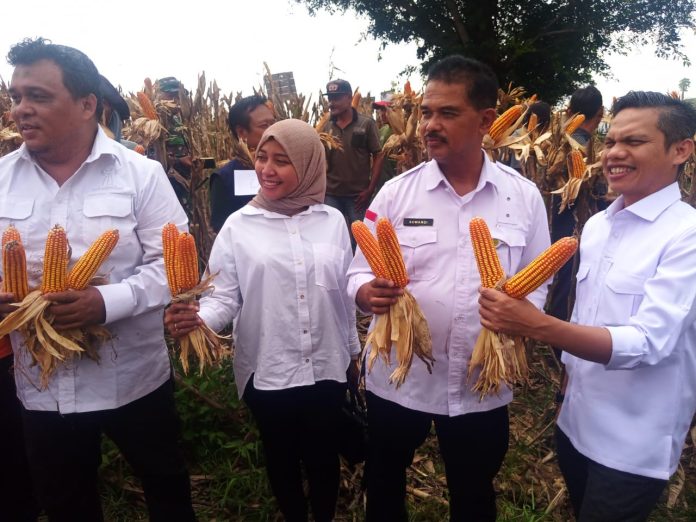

{"left": 679, "top": 77, "right": 691, "bottom": 99}
{"left": 296, "top": 0, "right": 696, "bottom": 103}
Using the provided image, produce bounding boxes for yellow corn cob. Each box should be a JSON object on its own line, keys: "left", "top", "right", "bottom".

{"left": 567, "top": 149, "right": 585, "bottom": 179}
{"left": 162, "top": 223, "right": 179, "bottom": 295}
{"left": 41, "top": 225, "right": 69, "bottom": 294}
{"left": 352, "top": 221, "right": 390, "bottom": 280}
{"left": 503, "top": 237, "right": 578, "bottom": 299}
{"left": 3, "top": 240, "right": 29, "bottom": 300}
{"left": 137, "top": 91, "right": 158, "bottom": 120}
{"left": 527, "top": 113, "right": 538, "bottom": 133}
{"left": 315, "top": 111, "right": 330, "bottom": 132}
{"left": 175, "top": 232, "right": 199, "bottom": 292}
{"left": 2, "top": 224, "right": 21, "bottom": 248}
{"left": 489, "top": 104, "right": 524, "bottom": 142}
{"left": 351, "top": 88, "right": 362, "bottom": 109}
{"left": 66, "top": 230, "right": 119, "bottom": 290}
{"left": 376, "top": 218, "right": 409, "bottom": 288}
{"left": 565, "top": 113, "right": 586, "bottom": 135}
{"left": 404, "top": 80, "right": 413, "bottom": 96}
{"left": 469, "top": 218, "right": 505, "bottom": 288}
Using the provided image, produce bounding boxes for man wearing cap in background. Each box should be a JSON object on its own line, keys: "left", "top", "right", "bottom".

{"left": 320, "top": 79, "right": 384, "bottom": 247}
{"left": 99, "top": 75, "right": 139, "bottom": 150}
{"left": 148, "top": 77, "right": 194, "bottom": 219}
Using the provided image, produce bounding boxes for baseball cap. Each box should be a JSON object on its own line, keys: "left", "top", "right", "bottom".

{"left": 158, "top": 77, "right": 183, "bottom": 93}
{"left": 323, "top": 79, "right": 352, "bottom": 97}
{"left": 372, "top": 100, "right": 391, "bottom": 109}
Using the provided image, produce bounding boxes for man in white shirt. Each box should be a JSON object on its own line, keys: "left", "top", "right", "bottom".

{"left": 479, "top": 91, "right": 696, "bottom": 521}
{"left": 1, "top": 38, "right": 194, "bottom": 520}
{"left": 347, "top": 55, "right": 551, "bottom": 521}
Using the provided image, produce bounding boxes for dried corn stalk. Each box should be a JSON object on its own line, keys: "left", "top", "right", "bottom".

{"left": 163, "top": 223, "right": 229, "bottom": 374}
{"left": 352, "top": 218, "right": 434, "bottom": 387}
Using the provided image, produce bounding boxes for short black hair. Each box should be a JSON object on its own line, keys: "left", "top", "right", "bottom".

{"left": 569, "top": 85, "right": 603, "bottom": 119}
{"left": 524, "top": 101, "right": 552, "bottom": 131}
{"left": 7, "top": 37, "right": 103, "bottom": 120}
{"left": 228, "top": 95, "right": 269, "bottom": 139}
{"left": 612, "top": 91, "right": 696, "bottom": 149}
{"left": 426, "top": 55, "right": 499, "bottom": 110}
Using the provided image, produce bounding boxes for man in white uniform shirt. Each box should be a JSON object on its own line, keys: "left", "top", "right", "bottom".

{"left": 479, "top": 91, "right": 696, "bottom": 521}
{"left": 347, "top": 55, "right": 551, "bottom": 521}
{"left": 0, "top": 38, "right": 194, "bottom": 520}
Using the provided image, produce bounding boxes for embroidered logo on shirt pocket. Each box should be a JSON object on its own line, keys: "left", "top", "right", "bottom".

{"left": 312, "top": 243, "right": 344, "bottom": 291}
{"left": 397, "top": 228, "right": 438, "bottom": 281}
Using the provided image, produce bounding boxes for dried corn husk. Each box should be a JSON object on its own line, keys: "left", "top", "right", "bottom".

{"left": 365, "top": 289, "right": 434, "bottom": 388}
{"left": 170, "top": 274, "right": 230, "bottom": 375}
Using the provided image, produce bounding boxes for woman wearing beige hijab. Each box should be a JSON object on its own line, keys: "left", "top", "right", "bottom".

{"left": 166, "top": 119, "right": 360, "bottom": 521}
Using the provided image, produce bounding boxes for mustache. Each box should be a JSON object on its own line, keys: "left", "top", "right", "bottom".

{"left": 424, "top": 132, "right": 446, "bottom": 143}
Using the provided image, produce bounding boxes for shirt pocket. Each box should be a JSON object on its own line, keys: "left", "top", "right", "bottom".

{"left": 491, "top": 225, "right": 527, "bottom": 275}
{"left": 605, "top": 269, "right": 647, "bottom": 321}
{"left": 351, "top": 130, "right": 367, "bottom": 149}
{"left": 312, "top": 242, "right": 345, "bottom": 291}
{"left": 0, "top": 196, "right": 34, "bottom": 241}
{"left": 397, "top": 228, "right": 438, "bottom": 281}
{"left": 82, "top": 192, "right": 138, "bottom": 247}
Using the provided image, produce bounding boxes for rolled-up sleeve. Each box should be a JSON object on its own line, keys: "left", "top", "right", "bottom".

{"left": 607, "top": 227, "right": 696, "bottom": 369}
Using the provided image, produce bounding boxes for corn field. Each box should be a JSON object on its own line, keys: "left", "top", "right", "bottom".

{"left": 2, "top": 73, "right": 696, "bottom": 521}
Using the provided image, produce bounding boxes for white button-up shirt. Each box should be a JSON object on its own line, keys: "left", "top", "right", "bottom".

{"left": 0, "top": 128, "right": 187, "bottom": 413}
{"left": 198, "top": 204, "right": 360, "bottom": 396}
{"left": 559, "top": 183, "right": 696, "bottom": 480}
{"left": 347, "top": 155, "right": 550, "bottom": 416}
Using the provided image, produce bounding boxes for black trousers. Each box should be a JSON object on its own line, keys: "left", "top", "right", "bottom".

{"left": 365, "top": 392, "right": 509, "bottom": 522}
{"left": 21, "top": 378, "right": 196, "bottom": 522}
{"left": 243, "top": 379, "right": 345, "bottom": 522}
{"left": 0, "top": 354, "right": 39, "bottom": 522}
{"left": 556, "top": 427, "right": 667, "bottom": 521}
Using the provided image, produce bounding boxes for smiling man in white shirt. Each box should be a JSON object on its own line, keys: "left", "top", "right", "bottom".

{"left": 347, "top": 55, "right": 551, "bottom": 522}
{"left": 479, "top": 91, "right": 696, "bottom": 521}
{"left": 1, "top": 37, "right": 194, "bottom": 521}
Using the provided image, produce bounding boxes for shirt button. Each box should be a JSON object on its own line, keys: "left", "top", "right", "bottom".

{"left": 303, "top": 329, "right": 308, "bottom": 334}
{"left": 300, "top": 294, "right": 305, "bottom": 299}
{"left": 305, "top": 358, "right": 310, "bottom": 363}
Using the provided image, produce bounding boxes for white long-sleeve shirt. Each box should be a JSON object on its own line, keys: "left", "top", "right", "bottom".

{"left": 559, "top": 182, "right": 696, "bottom": 480}
{"left": 347, "top": 155, "right": 550, "bottom": 416}
{"left": 0, "top": 128, "right": 188, "bottom": 413}
{"left": 199, "top": 204, "right": 360, "bottom": 396}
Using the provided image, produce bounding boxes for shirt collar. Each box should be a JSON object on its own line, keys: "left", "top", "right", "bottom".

{"left": 17, "top": 126, "right": 122, "bottom": 169}
{"left": 424, "top": 151, "right": 501, "bottom": 194}
{"left": 606, "top": 182, "right": 681, "bottom": 222}
{"left": 241, "top": 203, "right": 325, "bottom": 219}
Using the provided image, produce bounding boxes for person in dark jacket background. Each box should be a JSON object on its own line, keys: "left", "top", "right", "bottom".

{"left": 209, "top": 95, "right": 275, "bottom": 232}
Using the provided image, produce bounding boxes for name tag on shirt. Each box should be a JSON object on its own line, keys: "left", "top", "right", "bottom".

{"left": 233, "top": 170, "right": 260, "bottom": 196}
{"left": 403, "top": 218, "right": 434, "bottom": 227}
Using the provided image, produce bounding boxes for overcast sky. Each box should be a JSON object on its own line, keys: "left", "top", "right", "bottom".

{"left": 0, "top": 0, "right": 693, "bottom": 107}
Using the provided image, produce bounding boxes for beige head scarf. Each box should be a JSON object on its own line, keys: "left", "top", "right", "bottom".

{"left": 250, "top": 119, "right": 326, "bottom": 216}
